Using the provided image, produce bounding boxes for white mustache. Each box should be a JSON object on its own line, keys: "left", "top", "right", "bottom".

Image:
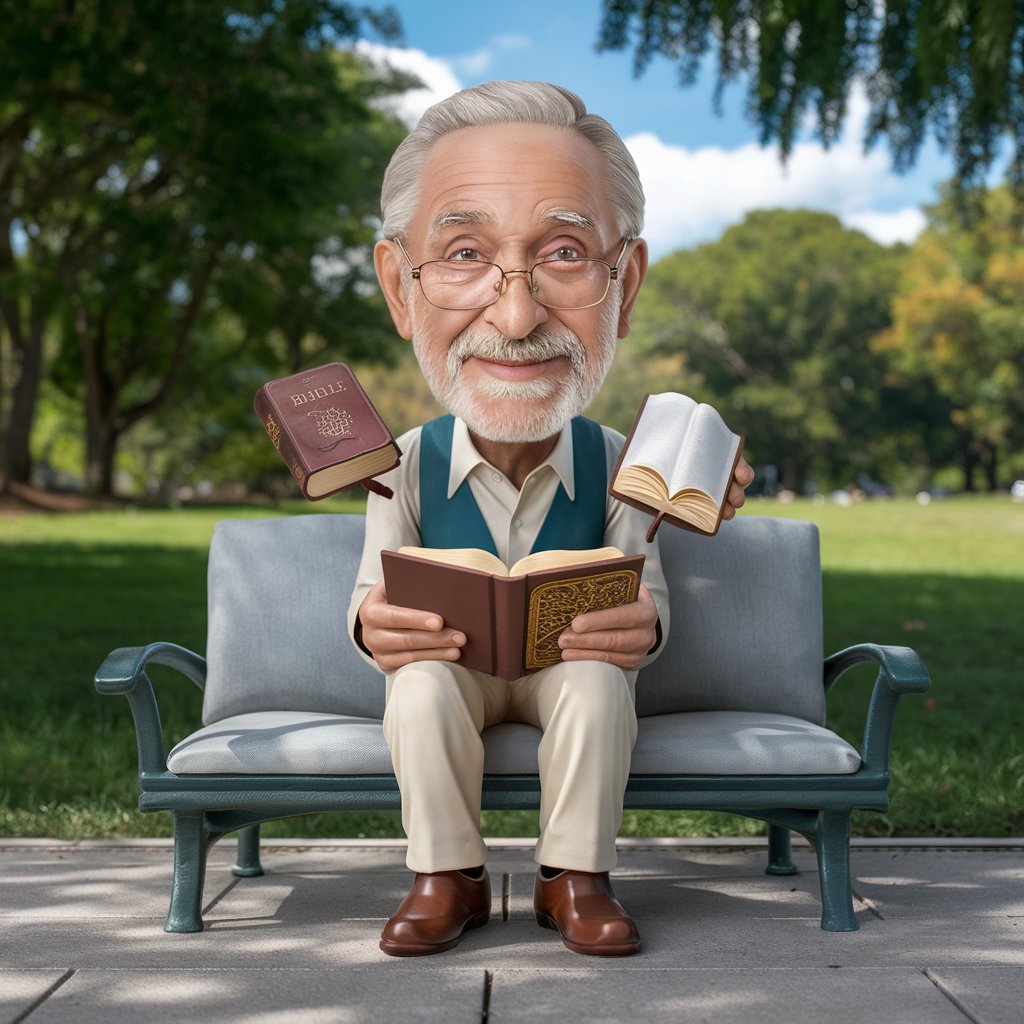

{"left": 446, "top": 327, "right": 586, "bottom": 378}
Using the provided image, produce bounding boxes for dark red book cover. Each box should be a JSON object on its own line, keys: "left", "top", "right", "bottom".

{"left": 381, "top": 549, "right": 644, "bottom": 680}
{"left": 254, "top": 362, "right": 400, "bottom": 500}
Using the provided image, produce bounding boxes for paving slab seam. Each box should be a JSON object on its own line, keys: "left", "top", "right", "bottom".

{"left": 8, "top": 968, "right": 74, "bottom": 1024}
{"left": 3, "top": 836, "right": 1024, "bottom": 851}
{"left": 4, "top": 967, "right": 992, "bottom": 976}
{"left": 923, "top": 968, "right": 990, "bottom": 1024}
{"left": 481, "top": 968, "right": 494, "bottom": 1023}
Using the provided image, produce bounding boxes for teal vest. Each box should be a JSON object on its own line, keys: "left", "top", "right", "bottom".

{"left": 418, "top": 415, "right": 607, "bottom": 555}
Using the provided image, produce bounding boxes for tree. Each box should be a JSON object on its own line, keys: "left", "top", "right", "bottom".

{"left": 875, "top": 185, "right": 1024, "bottom": 490}
{"left": 598, "top": 1, "right": 1024, "bottom": 192}
{"left": 630, "top": 209, "right": 904, "bottom": 492}
{"left": 0, "top": 0, "right": 410, "bottom": 496}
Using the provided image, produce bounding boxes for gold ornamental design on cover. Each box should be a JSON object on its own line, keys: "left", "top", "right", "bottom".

{"left": 524, "top": 569, "right": 640, "bottom": 671}
{"left": 308, "top": 406, "right": 353, "bottom": 451}
{"left": 264, "top": 414, "right": 282, "bottom": 451}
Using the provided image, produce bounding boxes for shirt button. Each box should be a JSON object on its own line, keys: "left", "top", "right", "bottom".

{"left": 513, "top": 518, "right": 523, "bottom": 529}
{"left": 491, "top": 471, "right": 502, "bottom": 482}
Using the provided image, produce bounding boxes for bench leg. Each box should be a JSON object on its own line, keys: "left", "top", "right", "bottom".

{"left": 164, "top": 812, "right": 211, "bottom": 933}
{"left": 765, "top": 823, "right": 798, "bottom": 875}
{"left": 815, "top": 811, "right": 858, "bottom": 932}
{"left": 233, "top": 824, "right": 265, "bottom": 878}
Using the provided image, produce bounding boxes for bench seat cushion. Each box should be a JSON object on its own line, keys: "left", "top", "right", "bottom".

{"left": 166, "top": 711, "right": 860, "bottom": 777}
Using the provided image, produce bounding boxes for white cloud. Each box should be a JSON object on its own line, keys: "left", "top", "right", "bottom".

{"left": 452, "top": 48, "right": 495, "bottom": 77}
{"left": 451, "top": 32, "right": 532, "bottom": 76}
{"left": 843, "top": 208, "right": 927, "bottom": 245}
{"left": 630, "top": 87, "right": 929, "bottom": 259}
{"left": 492, "top": 33, "right": 531, "bottom": 50}
{"left": 349, "top": 51, "right": 928, "bottom": 257}
{"left": 354, "top": 41, "right": 461, "bottom": 126}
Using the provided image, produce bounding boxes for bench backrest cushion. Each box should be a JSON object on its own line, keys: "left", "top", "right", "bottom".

{"left": 202, "top": 513, "right": 824, "bottom": 727}
{"left": 637, "top": 515, "right": 824, "bottom": 724}
{"left": 203, "top": 514, "right": 381, "bottom": 724}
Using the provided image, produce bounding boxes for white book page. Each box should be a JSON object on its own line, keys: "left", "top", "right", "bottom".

{"left": 621, "top": 393, "right": 698, "bottom": 482}
{"left": 668, "top": 404, "right": 740, "bottom": 500}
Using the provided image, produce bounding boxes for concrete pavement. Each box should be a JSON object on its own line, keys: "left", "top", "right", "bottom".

{"left": 1, "top": 837, "right": 1022, "bottom": 1022}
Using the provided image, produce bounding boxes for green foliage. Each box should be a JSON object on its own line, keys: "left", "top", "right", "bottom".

{"left": 875, "top": 185, "right": 1024, "bottom": 490}
{"left": 0, "top": 0, "right": 414, "bottom": 495}
{"left": 631, "top": 209, "right": 905, "bottom": 492}
{"left": 598, "top": 0, "right": 1024, "bottom": 192}
{"left": 1, "top": 497, "right": 1022, "bottom": 839}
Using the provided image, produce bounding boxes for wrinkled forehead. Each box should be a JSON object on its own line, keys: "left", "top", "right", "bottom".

{"left": 409, "top": 123, "right": 616, "bottom": 242}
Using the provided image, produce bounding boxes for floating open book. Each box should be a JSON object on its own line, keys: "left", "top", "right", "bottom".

{"left": 610, "top": 392, "right": 744, "bottom": 540}
{"left": 381, "top": 546, "right": 644, "bottom": 680}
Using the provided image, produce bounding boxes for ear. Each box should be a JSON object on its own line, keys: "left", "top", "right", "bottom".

{"left": 615, "top": 238, "right": 648, "bottom": 340}
{"left": 374, "top": 239, "right": 413, "bottom": 340}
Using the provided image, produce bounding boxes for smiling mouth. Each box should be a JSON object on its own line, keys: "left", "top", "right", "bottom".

{"left": 466, "top": 355, "right": 565, "bottom": 381}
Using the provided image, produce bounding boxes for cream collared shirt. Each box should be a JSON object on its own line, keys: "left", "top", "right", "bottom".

{"left": 346, "top": 417, "right": 670, "bottom": 673}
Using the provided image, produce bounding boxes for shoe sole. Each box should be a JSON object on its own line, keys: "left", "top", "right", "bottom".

{"left": 535, "top": 911, "right": 641, "bottom": 957}
{"left": 379, "top": 911, "right": 490, "bottom": 957}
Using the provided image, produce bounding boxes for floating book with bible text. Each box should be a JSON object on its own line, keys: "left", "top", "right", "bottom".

{"left": 610, "top": 392, "right": 744, "bottom": 541}
{"left": 254, "top": 362, "right": 400, "bottom": 500}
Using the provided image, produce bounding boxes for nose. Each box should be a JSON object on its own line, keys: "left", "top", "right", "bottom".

{"left": 480, "top": 269, "right": 548, "bottom": 339}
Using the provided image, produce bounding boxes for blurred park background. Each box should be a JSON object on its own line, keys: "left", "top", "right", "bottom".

{"left": 1, "top": 1, "right": 1022, "bottom": 840}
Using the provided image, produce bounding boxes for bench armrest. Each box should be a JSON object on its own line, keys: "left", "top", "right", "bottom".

{"left": 96, "top": 643, "right": 207, "bottom": 694}
{"left": 824, "top": 643, "right": 930, "bottom": 773}
{"left": 95, "top": 643, "right": 208, "bottom": 777}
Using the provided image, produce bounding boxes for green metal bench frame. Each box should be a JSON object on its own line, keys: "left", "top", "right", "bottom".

{"left": 95, "top": 515, "right": 929, "bottom": 935}
{"left": 94, "top": 512, "right": 929, "bottom": 937}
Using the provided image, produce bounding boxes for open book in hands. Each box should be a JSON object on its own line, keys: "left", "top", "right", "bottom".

{"left": 381, "top": 546, "right": 644, "bottom": 680}
{"left": 610, "top": 393, "right": 744, "bottom": 541}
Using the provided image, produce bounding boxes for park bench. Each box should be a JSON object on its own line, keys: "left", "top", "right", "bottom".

{"left": 95, "top": 512, "right": 929, "bottom": 934}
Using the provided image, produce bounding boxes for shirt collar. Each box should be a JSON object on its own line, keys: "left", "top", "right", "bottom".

{"left": 447, "top": 417, "right": 576, "bottom": 500}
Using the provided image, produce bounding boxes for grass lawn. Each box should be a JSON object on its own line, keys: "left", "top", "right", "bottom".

{"left": 1, "top": 493, "right": 1022, "bottom": 840}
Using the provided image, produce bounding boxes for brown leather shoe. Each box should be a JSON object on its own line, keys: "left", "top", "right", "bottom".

{"left": 379, "top": 869, "right": 490, "bottom": 956}
{"left": 534, "top": 869, "right": 640, "bottom": 956}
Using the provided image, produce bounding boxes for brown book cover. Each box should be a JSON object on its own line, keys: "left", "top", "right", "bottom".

{"left": 610, "top": 393, "right": 745, "bottom": 542}
{"left": 254, "top": 361, "right": 401, "bottom": 500}
{"left": 381, "top": 548, "right": 645, "bottom": 680}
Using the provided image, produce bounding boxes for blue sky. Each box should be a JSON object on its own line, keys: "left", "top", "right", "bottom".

{"left": 356, "top": 1, "right": 965, "bottom": 261}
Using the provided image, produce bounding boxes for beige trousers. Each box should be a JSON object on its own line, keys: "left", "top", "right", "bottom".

{"left": 383, "top": 659, "right": 638, "bottom": 874}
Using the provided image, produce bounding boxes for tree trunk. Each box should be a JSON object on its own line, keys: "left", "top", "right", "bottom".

{"left": 982, "top": 444, "right": 999, "bottom": 492}
{"left": 780, "top": 456, "right": 803, "bottom": 494}
{"left": 961, "top": 442, "right": 978, "bottom": 492}
{"left": 77, "top": 301, "right": 119, "bottom": 498}
{"left": 84, "top": 415, "right": 118, "bottom": 497}
{"left": 0, "top": 303, "right": 44, "bottom": 491}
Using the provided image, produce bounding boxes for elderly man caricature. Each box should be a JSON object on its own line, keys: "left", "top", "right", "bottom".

{"left": 348, "top": 81, "right": 753, "bottom": 958}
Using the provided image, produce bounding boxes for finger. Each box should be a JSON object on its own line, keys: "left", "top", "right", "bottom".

{"left": 374, "top": 647, "right": 464, "bottom": 672}
{"left": 558, "top": 646, "right": 646, "bottom": 671}
{"left": 363, "top": 627, "right": 466, "bottom": 653}
{"left": 560, "top": 624, "right": 656, "bottom": 654}
{"left": 726, "top": 481, "right": 747, "bottom": 512}
{"left": 570, "top": 585, "right": 657, "bottom": 634}
{"left": 364, "top": 603, "right": 447, "bottom": 633}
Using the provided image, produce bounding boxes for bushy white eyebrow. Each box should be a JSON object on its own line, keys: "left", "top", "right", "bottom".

{"left": 426, "top": 207, "right": 596, "bottom": 242}
{"left": 541, "top": 208, "right": 596, "bottom": 230}
{"left": 429, "top": 210, "right": 490, "bottom": 239}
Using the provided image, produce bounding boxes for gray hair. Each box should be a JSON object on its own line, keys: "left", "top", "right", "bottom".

{"left": 380, "top": 81, "right": 645, "bottom": 240}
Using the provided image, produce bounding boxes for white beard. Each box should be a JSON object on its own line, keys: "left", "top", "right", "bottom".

{"left": 411, "top": 301, "right": 619, "bottom": 443}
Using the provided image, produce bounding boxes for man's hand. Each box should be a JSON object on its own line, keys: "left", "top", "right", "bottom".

{"left": 358, "top": 580, "right": 466, "bottom": 672}
{"left": 721, "top": 456, "right": 755, "bottom": 521}
{"left": 557, "top": 583, "right": 659, "bottom": 671}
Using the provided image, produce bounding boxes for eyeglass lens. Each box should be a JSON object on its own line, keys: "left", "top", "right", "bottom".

{"left": 417, "top": 259, "right": 611, "bottom": 310}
